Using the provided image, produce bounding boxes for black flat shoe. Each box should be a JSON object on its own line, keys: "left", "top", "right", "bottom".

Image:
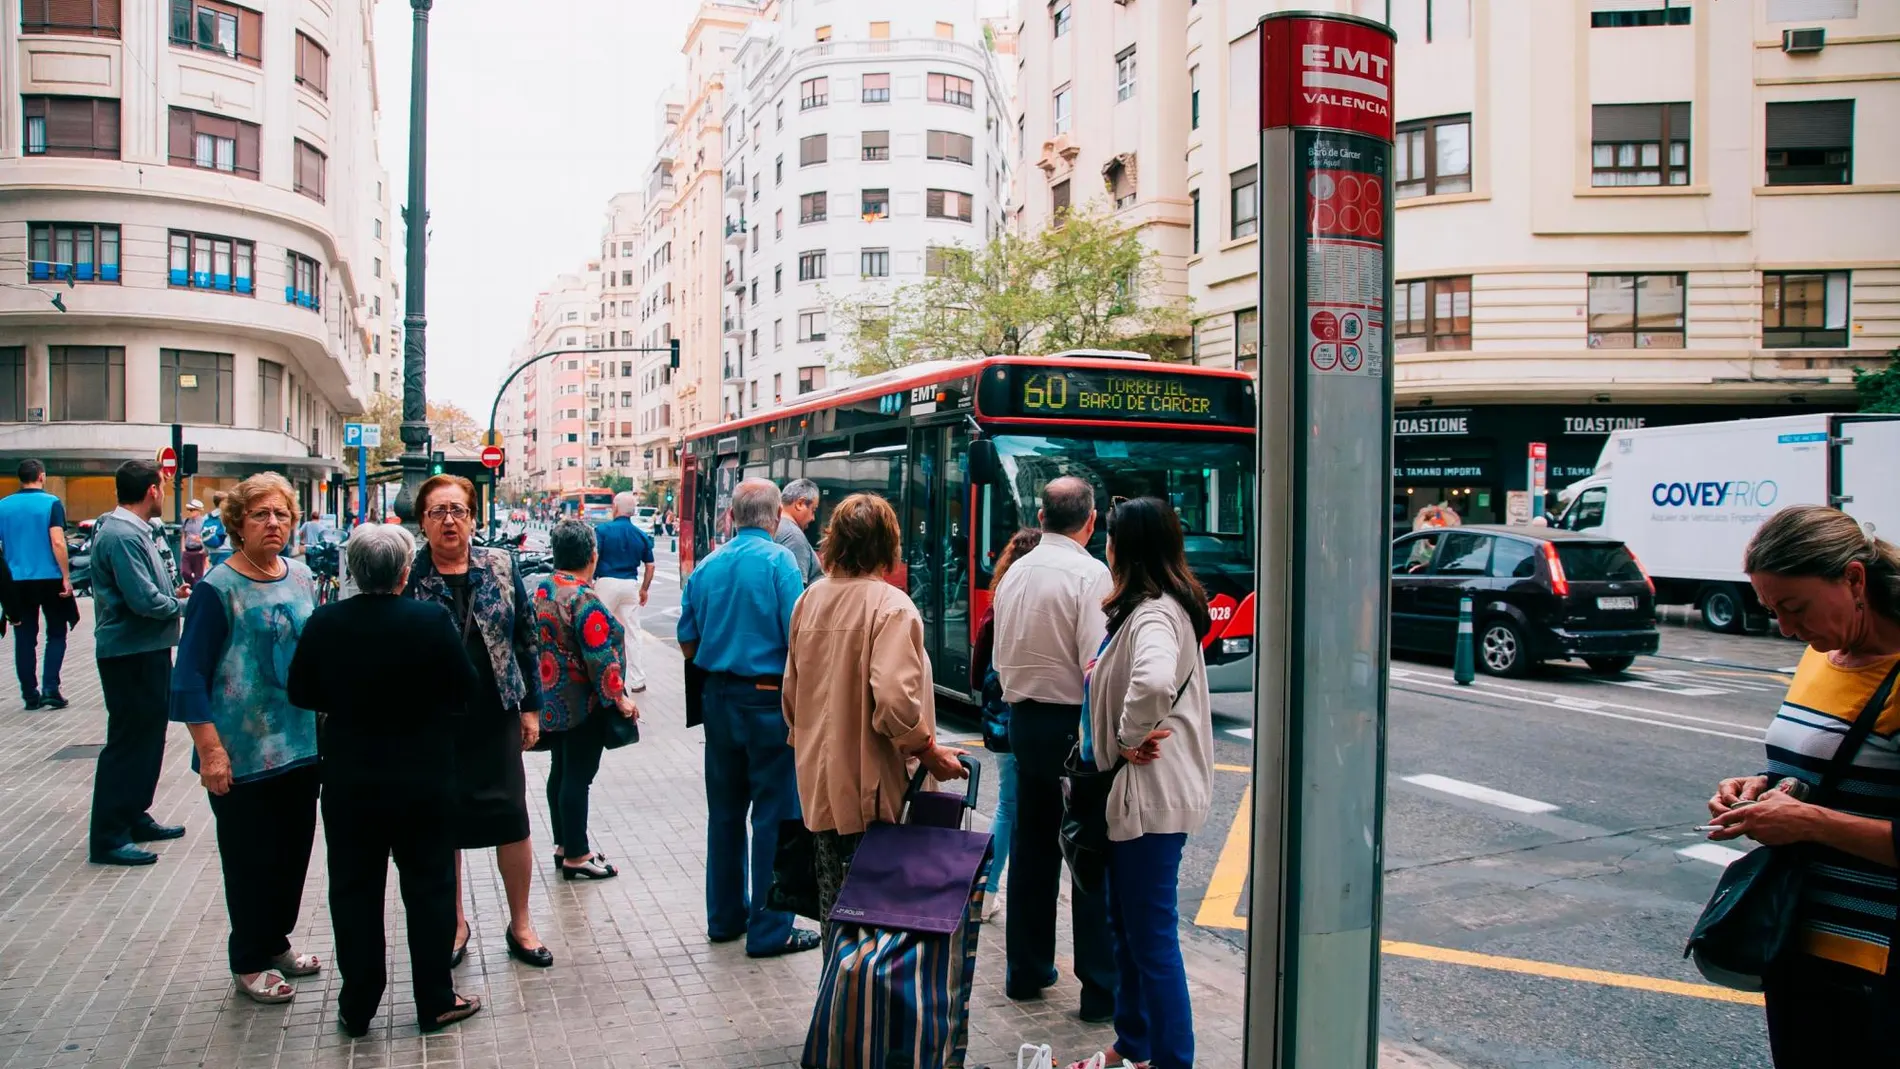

{"left": 504, "top": 928, "right": 553, "bottom": 968}
{"left": 130, "top": 821, "right": 186, "bottom": 842}
{"left": 449, "top": 924, "right": 469, "bottom": 969}
{"left": 561, "top": 857, "right": 617, "bottom": 880}
{"left": 40, "top": 693, "right": 67, "bottom": 710}
{"left": 89, "top": 844, "right": 157, "bottom": 867}
{"left": 419, "top": 995, "right": 482, "bottom": 1034}
{"left": 746, "top": 929, "right": 822, "bottom": 959}
{"left": 337, "top": 1016, "right": 370, "bottom": 1039}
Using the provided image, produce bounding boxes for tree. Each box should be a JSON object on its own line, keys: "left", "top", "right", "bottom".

{"left": 1853, "top": 353, "right": 1900, "bottom": 413}
{"left": 598, "top": 473, "right": 634, "bottom": 494}
{"left": 349, "top": 396, "right": 484, "bottom": 475}
{"left": 827, "top": 204, "right": 1189, "bottom": 377}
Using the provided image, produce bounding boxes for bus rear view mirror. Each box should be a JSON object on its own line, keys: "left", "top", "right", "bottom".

{"left": 969, "top": 439, "right": 999, "bottom": 485}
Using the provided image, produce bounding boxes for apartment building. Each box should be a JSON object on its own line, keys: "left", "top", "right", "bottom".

{"left": 634, "top": 93, "right": 685, "bottom": 506}
{"left": 594, "top": 191, "right": 645, "bottom": 483}
{"left": 1016, "top": 0, "right": 1898, "bottom": 525}
{"left": 1, "top": 0, "right": 390, "bottom": 518}
{"left": 365, "top": 166, "right": 401, "bottom": 401}
{"left": 716, "top": 0, "right": 1010, "bottom": 419}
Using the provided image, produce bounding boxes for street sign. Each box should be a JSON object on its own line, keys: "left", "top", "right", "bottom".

{"left": 156, "top": 445, "right": 178, "bottom": 480}
{"left": 359, "top": 424, "right": 382, "bottom": 449}
{"left": 479, "top": 445, "right": 505, "bottom": 469}
{"left": 343, "top": 422, "right": 363, "bottom": 448}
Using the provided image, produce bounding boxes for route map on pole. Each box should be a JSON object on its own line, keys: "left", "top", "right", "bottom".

{"left": 1299, "top": 132, "right": 1389, "bottom": 379}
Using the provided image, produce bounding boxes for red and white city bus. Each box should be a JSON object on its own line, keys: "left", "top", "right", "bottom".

{"left": 679, "top": 352, "right": 1258, "bottom": 699}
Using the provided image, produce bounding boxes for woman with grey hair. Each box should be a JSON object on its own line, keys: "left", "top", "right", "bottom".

{"left": 533, "top": 520, "right": 638, "bottom": 880}
{"left": 287, "top": 523, "right": 484, "bottom": 1036}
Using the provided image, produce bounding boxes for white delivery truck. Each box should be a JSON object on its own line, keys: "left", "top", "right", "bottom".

{"left": 1555, "top": 413, "right": 1900, "bottom": 632}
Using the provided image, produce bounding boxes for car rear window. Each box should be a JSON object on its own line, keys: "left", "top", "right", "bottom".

{"left": 1555, "top": 543, "right": 1644, "bottom": 582}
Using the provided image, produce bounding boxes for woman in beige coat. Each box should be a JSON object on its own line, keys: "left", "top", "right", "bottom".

{"left": 781, "top": 493, "right": 967, "bottom": 928}
{"left": 1078, "top": 496, "right": 1215, "bottom": 1069}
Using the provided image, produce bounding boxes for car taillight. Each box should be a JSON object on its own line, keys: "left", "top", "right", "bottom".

{"left": 1626, "top": 548, "right": 1656, "bottom": 595}
{"left": 1542, "top": 541, "right": 1569, "bottom": 597}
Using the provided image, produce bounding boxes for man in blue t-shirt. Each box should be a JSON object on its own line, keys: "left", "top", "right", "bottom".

{"left": 593, "top": 492, "right": 656, "bottom": 692}
{"left": 0, "top": 460, "right": 75, "bottom": 710}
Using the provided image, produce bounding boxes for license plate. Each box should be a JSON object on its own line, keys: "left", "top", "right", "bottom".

{"left": 1597, "top": 596, "right": 1637, "bottom": 610}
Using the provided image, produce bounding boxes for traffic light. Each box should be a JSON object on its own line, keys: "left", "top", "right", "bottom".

{"left": 669, "top": 338, "right": 680, "bottom": 370}
{"left": 430, "top": 451, "right": 445, "bottom": 475}
{"left": 179, "top": 444, "right": 199, "bottom": 478}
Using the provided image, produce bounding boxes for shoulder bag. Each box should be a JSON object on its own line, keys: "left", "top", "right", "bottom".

{"left": 1060, "top": 664, "right": 1194, "bottom": 896}
{"left": 1683, "top": 660, "right": 1899, "bottom": 990}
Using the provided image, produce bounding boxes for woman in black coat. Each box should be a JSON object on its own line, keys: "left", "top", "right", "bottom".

{"left": 285, "top": 523, "right": 481, "bottom": 1037}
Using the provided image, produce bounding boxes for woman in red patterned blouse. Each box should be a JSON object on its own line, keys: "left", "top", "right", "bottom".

{"left": 532, "top": 520, "right": 639, "bottom": 880}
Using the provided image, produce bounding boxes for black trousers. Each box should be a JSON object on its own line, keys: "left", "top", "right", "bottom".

{"left": 546, "top": 713, "right": 608, "bottom": 857}
{"left": 1764, "top": 953, "right": 1897, "bottom": 1067}
{"left": 324, "top": 782, "right": 457, "bottom": 1027}
{"left": 1006, "top": 699, "right": 1118, "bottom": 1015}
{"left": 206, "top": 763, "right": 320, "bottom": 974}
{"left": 90, "top": 650, "right": 172, "bottom": 853}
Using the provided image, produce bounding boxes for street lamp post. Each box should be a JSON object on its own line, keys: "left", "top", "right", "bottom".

{"left": 392, "top": 0, "right": 434, "bottom": 524}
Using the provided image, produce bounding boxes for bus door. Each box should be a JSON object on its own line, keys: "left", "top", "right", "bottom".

{"left": 907, "top": 425, "right": 972, "bottom": 692}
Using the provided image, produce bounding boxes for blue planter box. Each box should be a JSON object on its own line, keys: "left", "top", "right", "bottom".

{"left": 30, "top": 262, "right": 50, "bottom": 280}
{"left": 235, "top": 277, "right": 252, "bottom": 295}
{"left": 75, "top": 264, "right": 94, "bottom": 281}
{"left": 171, "top": 268, "right": 189, "bottom": 286}
{"left": 100, "top": 264, "right": 119, "bottom": 282}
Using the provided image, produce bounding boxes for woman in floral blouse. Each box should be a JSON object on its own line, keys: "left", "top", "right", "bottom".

{"left": 534, "top": 520, "right": 639, "bottom": 881}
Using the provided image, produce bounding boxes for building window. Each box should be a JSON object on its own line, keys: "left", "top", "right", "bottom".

{"left": 798, "top": 311, "right": 828, "bottom": 342}
{"left": 799, "top": 366, "right": 826, "bottom": 394}
{"left": 258, "top": 358, "right": 283, "bottom": 429}
{"left": 285, "top": 251, "right": 322, "bottom": 310}
{"left": 861, "top": 249, "right": 890, "bottom": 277}
{"left": 22, "top": 0, "right": 120, "bottom": 36}
{"left": 869, "top": 21, "right": 890, "bottom": 43}
{"left": 1393, "top": 276, "right": 1472, "bottom": 352}
{"left": 800, "top": 192, "right": 827, "bottom": 224}
{"left": 1587, "top": 273, "right": 1686, "bottom": 348}
{"left": 1394, "top": 114, "right": 1471, "bottom": 198}
{"left": 1762, "top": 271, "right": 1849, "bottom": 348}
{"left": 48, "top": 346, "right": 125, "bottom": 422}
{"left": 775, "top": 155, "right": 784, "bottom": 184}
{"left": 293, "top": 139, "right": 326, "bottom": 202}
{"left": 1053, "top": 1, "right": 1071, "bottom": 36}
{"left": 167, "top": 230, "right": 256, "bottom": 294}
{"left": 927, "top": 189, "right": 974, "bottom": 222}
{"left": 936, "top": 21, "right": 954, "bottom": 38}
{"left": 1115, "top": 47, "right": 1137, "bottom": 102}
{"left": 1230, "top": 166, "right": 1258, "bottom": 238}
{"left": 928, "top": 73, "right": 975, "bottom": 108}
{"left": 861, "top": 189, "right": 890, "bottom": 220}
{"left": 775, "top": 100, "right": 784, "bottom": 130}
{"left": 1053, "top": 86, "right": 1072, "bottom": 135}
{"left": 0, "top": 348, "right": 25, "bottom": 421}
{"left": 1766, "top": 100, "right": 1853, "bottom": 186}
{"left": 1190, "top": 191, "right": 1200, "bottom": 254}
{"left": 815, "top": 24, "right": 831, "bottom": 42}
{"left": 926, "top": 130, "right": 974, "bottom": 164}
{"left": 1590, "top": 1, "right": 1690, "bottom": 28}
{"left": 925, "top": 246, "right": 966, "bottom": 277}
{"left": 1235, "top": 310, "right": 1260, "bottom": 368}
{"left": 1106, "top": 158, "right": 1136, "bottom": 209}
{"left": 1591, "top": 103, "right": 1690, "bottom": 186}
{"left": 1190, "top": 66, "right": 1200, "bottom": 129}
{"left": 168, "top": 107, "right": 260, "bottom": 179}
{"left": 28, "top": 223, "right": 120, "bottom": 283}
{"left": 1051, "top": 179, "right": 1072, "bottom": 219}
{"left": 21, "top": 96, "right": 120, "bottom": 159}
{"left": 774, "top": 319, "right": 784, "bottom": 349}
{"left": 862, "top": 130, "right": 891, "bottom": 161}
{"left": 774, "top": 265, "right": 782, "bottom": 292}
{"left": 168, "top": 0, "right": 259, "bottom": 65}
{"left": 801, "top": 77, "right": 828, "bottom": 110}
{"left": 798, "top": 250, "right": 826, "bottom": 281}
{"left": 862, "top": 73, "right": 891, "bottom": 103}
{"left": 799, "top": 133, "right": 828, "bottom": 167}
{"left": 159, "top": 349, "right": 235, "bottom": 425}
{"left": 295, "top": 31, "right": 328, "bottom": 97}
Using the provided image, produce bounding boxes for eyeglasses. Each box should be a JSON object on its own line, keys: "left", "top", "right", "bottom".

{"left": 425, "top": 505, "right": 472, "bottom": 521}
{"left": 246, "top": 509, "right": 294, "bottom": 525}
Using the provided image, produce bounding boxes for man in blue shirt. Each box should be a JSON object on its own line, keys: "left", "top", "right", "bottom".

{"left": 677, "top": 478, "right": 815, "bottom": 958}
{"left": 0, "top": 460, "right": 75, "bottom": 710}
{"left": 593, "top": 492, "right": 656, "bottom": 692}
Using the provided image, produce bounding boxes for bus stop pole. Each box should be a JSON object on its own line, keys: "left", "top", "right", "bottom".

{"left": 1246, "top": 14, "right": 1396, "bottom": 1068}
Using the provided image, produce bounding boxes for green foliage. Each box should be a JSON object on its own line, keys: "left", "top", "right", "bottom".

{"left": 1853, "top": 354, "right": 1900, "bottom": 413}
{"left": 827, "top": 205, "right": 1189, "bottom": 377}
{"left": 347, "top": 395, "right": 483, "bottom": 476}
{"left": 598, "top": 473, "right": 635, "bottom": 494}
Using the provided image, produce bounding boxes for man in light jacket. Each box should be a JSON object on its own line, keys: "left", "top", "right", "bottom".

{"left": 87, "top": 460, "right": 191, "bottom": 866}
{"left": 990, "top": 475, "right": 1118, "bottom": 1022}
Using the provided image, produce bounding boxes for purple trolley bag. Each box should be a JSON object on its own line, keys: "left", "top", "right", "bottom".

{"left": 802, "top": 759, "right": 991, "bottom": 1069}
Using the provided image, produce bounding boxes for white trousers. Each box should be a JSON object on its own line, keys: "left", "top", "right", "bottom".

{"left": 592, "top": 576, "right": 647, "bottom": 690}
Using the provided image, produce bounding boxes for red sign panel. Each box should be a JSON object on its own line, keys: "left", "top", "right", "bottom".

{"left": 480, "top": 445, "right": 505, "bottom": 469}
{"left": 1260, "top": 13, "right": 1396, "bottom": 140}
{"left": 156, "top": 446, "right": 178, "bottom": 479}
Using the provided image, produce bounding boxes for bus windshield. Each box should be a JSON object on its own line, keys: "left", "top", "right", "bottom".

{"left": 989, "top": 435, "right": 1254, "bottom": 573}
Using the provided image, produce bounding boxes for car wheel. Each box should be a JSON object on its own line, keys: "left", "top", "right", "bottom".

{"left": 1699, "top": 585, "right": 1744, "bottom": 634}
{"left": 1585, "top": 656, "right": 1635, "bottom": 677}
{"left": 1478, "top": 619, "right": 1530, "bottom": 677}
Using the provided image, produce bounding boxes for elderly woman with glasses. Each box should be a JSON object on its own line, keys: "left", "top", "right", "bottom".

{"left": 288, "top": 523, "right": 482, "bottom": 1036}
{"left": 406, "top": 475, "right": 551, "bottom": 969}
{"left": 169, "top": 472, "right": 323, "bottom": 1006}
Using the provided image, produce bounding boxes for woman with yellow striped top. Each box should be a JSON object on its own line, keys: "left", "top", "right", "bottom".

{"left": 1707, "top": 504, "right": 1900, "bottom": 1067}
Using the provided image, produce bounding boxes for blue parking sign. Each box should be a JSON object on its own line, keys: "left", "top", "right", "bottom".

{"left": 343, "top": 422, "right": 363, "bottom": 448}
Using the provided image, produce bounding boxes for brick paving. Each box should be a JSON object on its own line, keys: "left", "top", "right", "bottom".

{"left": 0, "top": 602, "right": 1449, "bottom": 1069}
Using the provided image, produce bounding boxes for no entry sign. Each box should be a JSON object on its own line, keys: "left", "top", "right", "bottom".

{"left": 480, "top": 445, "right": 505, "bottom": 469}
{"left": 156, "top": 445, "right": 178, "bottom": 480}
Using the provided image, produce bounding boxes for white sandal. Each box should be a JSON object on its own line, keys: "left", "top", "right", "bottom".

{"left": 269, "top": 951, "right": 322, "bottom": 977}
{"left": 234, "top": 970, "right": 295, "bottom": 1004}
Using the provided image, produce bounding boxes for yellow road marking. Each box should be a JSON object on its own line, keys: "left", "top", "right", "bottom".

{"left": 1381, "top": 941, "right": 1764, "bottom": 1006}
{"left": 1194, "top": 786, "right": 1253, "bottom": 929}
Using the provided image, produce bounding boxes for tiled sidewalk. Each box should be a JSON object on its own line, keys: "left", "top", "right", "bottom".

{"left": 0, "top": 604, "right": 1451, "bottom": 1069}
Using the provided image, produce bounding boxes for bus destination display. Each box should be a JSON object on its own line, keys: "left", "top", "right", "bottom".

{"left": 1007, "top": 367, "right": 1243, "bottom": 425}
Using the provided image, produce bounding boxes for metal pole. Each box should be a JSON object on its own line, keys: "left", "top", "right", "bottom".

{"left": 1247, "top": 13, "right": 1396, "bottom": 1068}
{"left": 356, "top": 445, "right": 369, "bottom": 526}
{"left": 392, "top": 0, "right": 433, "bottom": 524}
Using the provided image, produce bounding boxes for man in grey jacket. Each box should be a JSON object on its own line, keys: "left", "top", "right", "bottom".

{"left": 88, "top": 460, "right": 191, "bottom": 866}
{"left": 774, "top": 479, "right": 824, "bottom": 587}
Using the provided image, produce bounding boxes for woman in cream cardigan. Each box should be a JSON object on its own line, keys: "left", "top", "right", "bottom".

{"left": 1079, "top": 496, "right": 1215, "bottom": 1069}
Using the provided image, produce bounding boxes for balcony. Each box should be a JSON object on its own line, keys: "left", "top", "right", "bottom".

{"left": 725, "top": 265, "right": 745, "bottom": 293}
{"left": 723, "top": 358, "right": 745, "bottom": 385}
{"left": 724, "top": 169, "right": 746, "bottom": 199}
{"left": 724, "top": 218, "right": 747, "bottom": 247}
{"left": 723, "top": 315, "right": 745, "bottom": 339}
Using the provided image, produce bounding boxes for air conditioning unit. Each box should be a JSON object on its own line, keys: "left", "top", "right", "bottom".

{"left": 1782, "top": 27, "right": 1825, "bottom": 53}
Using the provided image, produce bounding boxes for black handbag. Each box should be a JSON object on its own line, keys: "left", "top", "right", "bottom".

{"left": 767, "top": 819, "right": 822, "bottom": 919}
{"left": 1683, "top": 660, "right": 1899, "bottom": 991}
{"left": 1060, "top": 672, "right": 1193, "bottom": 895}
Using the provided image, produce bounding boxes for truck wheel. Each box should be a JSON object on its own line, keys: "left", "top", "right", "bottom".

{"left": 1478, "top": 619, "right": 1530, "bottom": 678}
{"left": 1699, "top": 586, "right": 1744, "bottom": 634}
{"left": 1585, "top": 656, "right": 1636, "bottom": 677}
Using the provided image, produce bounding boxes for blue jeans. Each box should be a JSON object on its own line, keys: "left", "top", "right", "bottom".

{"left": 11, "top": 580, "right": 67, "bottom": 701}
{"left": 986, "top": 752, "right": 1017, "bottom": 893}
{"left": 701, "top": 674, "right": 799, "bottom": 953}
{"left": 1107, "top": 833, "right": 1193, "bottom": 1069}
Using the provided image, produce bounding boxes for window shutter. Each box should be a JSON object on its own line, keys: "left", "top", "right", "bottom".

{"left": 927, "top": 189, "right": 945, "bottom": 216}
{"left": 97, "top": 0, "right": 120, "bottom": 31}
{"left": 1766, "top": 100, "right": 1852, "bottom": 149}
{"left": 47, "top": 99, "right": 93, "bottom": 153}
{"left": 47, "top": 0, "right": 92, "bottom": 28}
{"left": 1593, "top": 103, "right": 1664, "bottom": 142}
{"left": 235, "top": 120, "right": 260, "bottom": 177}
{"left": 237, "top": 6, "right": 261, "bottom": 62}
{"left": 168, "top": 107, "right": 191, "bottom": 163}
{"left": 93, "top": 99, "right": 120, "bottom": 156}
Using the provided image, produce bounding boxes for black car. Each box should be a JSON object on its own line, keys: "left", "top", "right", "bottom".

{"left": 1390, "top": 525, "right": 1659, "bottom": 677}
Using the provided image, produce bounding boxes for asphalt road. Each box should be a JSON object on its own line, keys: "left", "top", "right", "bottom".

{"left": 628, "top": 535, "right": 1795, "bottom": 1069}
